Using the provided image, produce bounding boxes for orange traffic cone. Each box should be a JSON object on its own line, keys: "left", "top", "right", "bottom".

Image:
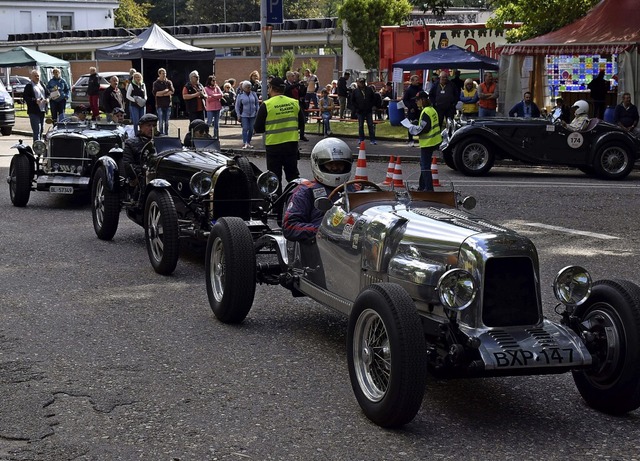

{"left": 381, "top": 155, "right": 395, "bottom": 186}
{"left": 431, "top": 155, "right": 440, "bottom": 187}
{"left": 354, "top": 141, "right": 368, "bottom": 181}
{"left": 392, "top": 156, "right": 405, "bottom": 189}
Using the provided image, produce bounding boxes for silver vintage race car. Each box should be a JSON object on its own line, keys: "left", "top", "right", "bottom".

{"left": 204, "top": 179, "right": 640, "bottom": 428}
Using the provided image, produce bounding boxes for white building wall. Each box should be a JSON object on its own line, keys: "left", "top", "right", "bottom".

{"left": 0, "top": 1, "right": 118, "bottom": 41}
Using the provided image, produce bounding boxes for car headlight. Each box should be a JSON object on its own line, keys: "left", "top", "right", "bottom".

{"left": 85, "top": 141, "right": 101, "bottom": 156}
{"left": 189, "top": 171, "right": 213, "bottom": 197}
{"left": 437, "top": 268, "right": 477, "bottom": 311}
{"left": 33, "top": 140, "right": 47, "bottom": 156}
{"left": 257, "top": 171, "right": 279, "bottom": 197}
{"left": 553, "top": 266, "right": 591, "bottom": 306}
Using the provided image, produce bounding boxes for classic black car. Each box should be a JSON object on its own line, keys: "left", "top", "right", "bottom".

{"left": 7, "top": 119, "right": 126, "bottom": 206}
{"left": 441, "top": 117, "right": 640, "bottom": 179}
{"left": 91, "top": 136, "right": 278, "bottom": 275}
{"left": 204, "top": 180, "right": 640, "bottom": 428}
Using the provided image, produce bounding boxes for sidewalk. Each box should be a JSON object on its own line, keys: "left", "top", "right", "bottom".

{"left": 11, "top": 115, "right": 422, "bottom": 163}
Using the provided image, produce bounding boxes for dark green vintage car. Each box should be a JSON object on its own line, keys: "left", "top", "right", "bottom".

{"left": 90, "top": 136, "right": 278, "bottom": 275}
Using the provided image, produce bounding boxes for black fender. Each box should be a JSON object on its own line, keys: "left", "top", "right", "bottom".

{"left": 92, "top": 155, "right": 120, "bottom": 192}
{"left": 589, "top": 130, "right": 640, "bottom": 164}
{"left": 141, "top": 178, "right": 173, "bottom": 207}
{"left": 444, "top": 125, "right": 504, "bottom": 157}
{"left": 10, "top": 142, "right": 37, "bottom": 180}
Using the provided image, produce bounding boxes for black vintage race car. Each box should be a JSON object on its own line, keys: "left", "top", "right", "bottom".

{"left": 441, "top": 117, "right": 640, "bottom": 179}
{"left": 90, "top": 136, "right": 278, "bottom": 275}
{"left": 7, "top": 119, "right": 126, "bottom": 207}
{"left": 204, "top": 180, "right": 640, "bottom": 428}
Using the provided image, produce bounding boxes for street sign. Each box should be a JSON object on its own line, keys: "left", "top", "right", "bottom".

{"left": 267, "top": 0, "right": 283, "bottom": 24}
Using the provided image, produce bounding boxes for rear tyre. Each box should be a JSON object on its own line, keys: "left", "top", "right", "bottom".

{"left": 9, "top": 155, "right": 31, "bottom": 207}
{"left": 205, "top": 217, "right": 256, "bottom": 324}
{"left": 572, "top": 279, "right": 640, "bottom": 415}
{"left": 592, "top": 143, "right": 633, "bottom": 180}
{"left": 347, "top": 283, "right": 428, "bottom": 427}
{"left": 144, "top": 189, "right": 180, "bottom": 275}
{"left": 453, "top": 137, "right": 494, "bottom": 176}
{"left": 1, "top": 126, "right": 12, "bottom": 136}
{"left": 91, "top": 166, "right": 120, "bottom": 240}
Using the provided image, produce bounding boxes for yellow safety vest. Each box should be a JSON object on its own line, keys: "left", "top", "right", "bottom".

{"left": 263, "top": 95, "right": 300, "bottom": 145}
{"left": 462, "top": 87, "right": 479, "bottom": 114}
{"left": 418, "top": 106, "right": 442, "bottom": 148}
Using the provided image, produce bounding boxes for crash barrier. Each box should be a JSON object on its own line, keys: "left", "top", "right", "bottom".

{"left": 380, "top": 155, "right": 395, "bottom": 186}
{"left": 431, "top": 155, "right": 440, "bottom": 187}
{"left": 392, "top": 157, "right": 405, "bottom": 189}
{"left": 354, "top": 141, "right": 368, "bottom": 181}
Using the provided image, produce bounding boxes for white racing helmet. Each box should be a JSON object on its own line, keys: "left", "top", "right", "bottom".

{"left": 572, "top": 100, "right": 589, "bottom": 116}
{"left": 310, "top": 137, "right": 353, "bottom": 187}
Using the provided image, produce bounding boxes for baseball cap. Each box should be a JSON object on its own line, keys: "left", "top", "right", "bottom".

{"left": 414, "top": 91, "right": 430, "bottom": 100}
{"left": 75, "top": 105, "right": 88, "bottom": 114}
{"left": 269, "top": 77, "right": 286, "bottom": 89}
{"left": 112, "top": 107, "right": 125, "bottom": 114}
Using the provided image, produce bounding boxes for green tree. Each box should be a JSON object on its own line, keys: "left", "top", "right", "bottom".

{"left": 267, "top": 50, "right": 295, "bottom": 78}
{"left": 486, "top": 0, "right": 600, "bottom": 43}
{"left": 338, "top": 0, "right": 412, "bottom": 69}
{"left": 115, "top": 0, "right": 153, "bottom": 28}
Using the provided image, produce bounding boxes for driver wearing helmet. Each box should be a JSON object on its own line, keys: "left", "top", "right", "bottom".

{"left": 183, "top": 118, "right": 211, "bottom": 147}
{"left": 123, "top": 113, "right": 158, "bottom": 180}
{"left": 564, "top": 100, "right": 590, "bottom": 131}
{"left": 283, "top": 138, "right": 352, "bottom": 242}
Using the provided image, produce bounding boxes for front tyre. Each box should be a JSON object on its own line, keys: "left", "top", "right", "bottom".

{"left": 592, "top": 143, "right": 633, "bottom": 180}
{"left": 91, "top": 167, "right": 120, "bottom": 240}
{"left": 453, "top": 137, "right": 494, "bottom": 176}
{"left": 573, "top": 279, "right": 640, "bottom": 415}
{"left": 347, "top": 283, "right": 428, "bottom": 427}
{"left": 205, "top": 217, "right": 256, "bottom": 323}
{"left": 443, "top": 151, "right": 457, "bottom": 170}
{"left": 144, "top": 189, "right": 179, "bottom": 275}
{"left": 9, "top": 155, "right": 31, "bottom": 207}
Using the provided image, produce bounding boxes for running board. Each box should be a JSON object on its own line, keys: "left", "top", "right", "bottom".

{"left": 295, "top": 278, "right": 352, "bottom": 316}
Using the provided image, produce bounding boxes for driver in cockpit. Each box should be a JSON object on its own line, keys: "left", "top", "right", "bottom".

{"left": 283, "top": 137, "right": 352, "bottom": 242}
{"left": 563, "top": 100, "right": 590, "bottom": 131}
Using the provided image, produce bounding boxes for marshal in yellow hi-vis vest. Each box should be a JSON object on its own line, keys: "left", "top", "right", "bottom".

{"left": 418, "top": 106, "right": 442, "bottom": 148}
{"left": 263, "top": 95, "right": 300, "bottom": 145}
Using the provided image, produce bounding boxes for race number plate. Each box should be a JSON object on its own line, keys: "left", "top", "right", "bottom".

{"left": 50, "top": 186, "right": 74, "bottom": 194}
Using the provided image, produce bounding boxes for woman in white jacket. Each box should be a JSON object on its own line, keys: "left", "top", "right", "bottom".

{"left": 126, "top": 72, "right": 147, "bottom": 134}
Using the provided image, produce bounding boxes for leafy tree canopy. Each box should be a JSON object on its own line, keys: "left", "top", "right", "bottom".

{"left": 338, "top": 0, "right": 413, "bottom": 69}
{"left": 115, "top": 0, "right": 153, "bottom": 28}
{"left": 486, "top": 0, "right": 600, "bottom": 43}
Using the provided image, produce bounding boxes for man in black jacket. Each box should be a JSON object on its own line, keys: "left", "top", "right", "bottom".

{"left": 123, "top": 114, "right": 157, "bottom": 181}
{"left": 351, "top": 77, "right": 377, "bottom": 144}
{"left": 337, "top": 71, "right": 350, "bottom": 119}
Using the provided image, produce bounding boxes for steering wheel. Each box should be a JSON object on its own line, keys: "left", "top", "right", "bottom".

{"left": 327, "top": 180, "right": 383, "bottom": 201}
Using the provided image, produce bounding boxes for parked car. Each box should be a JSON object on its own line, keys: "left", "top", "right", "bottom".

{"left": 204, "top": 179, "right": 640, "bottom": 427}
{"left": 71, "top": 71, "right": 130, "bottom": 110}
{"left": 0, "top": 77, "right": 15, "bottom": 136}
{"left": 440, "top": 117, "right": 640, "bottom": 179}
{"left": 1, "top": 75, "right": 30, "bottom": 100}
{"left": 7, "top": 118, "right": 126, "bottom": 206}
{"left": 90, "top": 136, "right": 278, "bottom": 275}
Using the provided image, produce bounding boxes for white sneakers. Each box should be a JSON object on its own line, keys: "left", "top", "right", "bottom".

{"left": 407, "top": 141, "right": 414, "bottom": 147}
{"left": 242, "top": 143, "right": 254, "bottom": 149}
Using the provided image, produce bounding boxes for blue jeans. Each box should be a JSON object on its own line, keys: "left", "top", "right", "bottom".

{"left": 156, "top": 106, "right": 171, "bottom": 135}
{"left": 29, "top": 112, "right": 45, "bottom": 141}
{"left": 419, "top": 145, "right": 437, "bottom": 191}
{"left": 321, "top": 112, "right": 331, "bottom": 134}
{"left": 206, "top": 110, "right": 221, "bottom": 138}
{"left": 357, "top": 112, "right": 376, "bottom": 142}
{"left": 129, "top": 104, "right": 145, "bottom": 135}
{"left": 241, "top": 116, "right": 256, "bottom": 144}
{"left": 479, "top": 107, "right": 497, "bottom": 117}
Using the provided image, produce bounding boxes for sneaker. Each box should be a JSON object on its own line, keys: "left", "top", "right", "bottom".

{"left": 371, "top": 140, "right": 377, "bottom": 145}
{"left": 246, "top": 144, "right": 254, "bottom": 149}
{"left": 407, "top": 141, "right": 414, "bottom": 147}
{"left": 242, "top": 143, "right": 248, "bottom": 149}
{"left": 300, "top": 136, "right": 310, "bottom": 142}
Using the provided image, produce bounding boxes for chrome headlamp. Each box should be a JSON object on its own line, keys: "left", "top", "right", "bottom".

{"left": 553, "top": 266, "right": 591, "bottom": 307}
{"left": 257, "top": 171, "right": 279, "bottom": 197}
{"left": 33, "top": 140, "right": 47, "bottom": 156}
{"left": 189, "top": 171, "right": 213, "bottom": 197}
{"left": 437, "top": 268, "right": 477, "bottom": 311}
{"left": 85, "top": 141, "right": 101, "bottom": 156}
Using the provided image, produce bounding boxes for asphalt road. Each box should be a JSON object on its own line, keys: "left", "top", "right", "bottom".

{"left": 1, "top": 134, "right": 640, "bottom": 460}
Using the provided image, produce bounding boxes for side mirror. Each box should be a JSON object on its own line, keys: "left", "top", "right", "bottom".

{"left": 314, "top": 196, "right": 332, "bottom": 212}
